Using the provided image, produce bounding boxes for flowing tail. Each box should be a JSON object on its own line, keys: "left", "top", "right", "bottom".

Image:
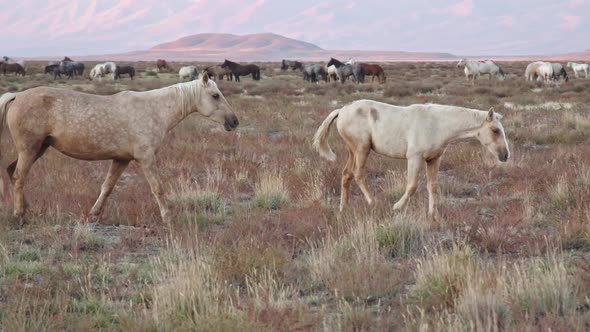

{"left": 0, "top": 92, "right": 17, "bottom": 193}
{"left": 312, "top": 108, "right": 340, "bottom": 161}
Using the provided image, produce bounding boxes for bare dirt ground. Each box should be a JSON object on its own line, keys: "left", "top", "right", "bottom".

{"left": 0, "top": 60, "right": 589, "bottom": 330}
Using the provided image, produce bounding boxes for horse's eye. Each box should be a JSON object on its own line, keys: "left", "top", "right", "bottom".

{"left": 212, "top": 93, "right": 220, "bottom": 99}
{"left": 491, "top": 128, "right": 500, "bottom": 134}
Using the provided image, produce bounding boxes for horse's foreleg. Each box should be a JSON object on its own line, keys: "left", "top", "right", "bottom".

{"left": 140, "top": 158, "right": 171, "bottom": 224}
{"left": 393, "top": 157, "right": 424, "bottom": 211}
{"left": 426, "top": 156, "right": 442, "bottom": 220}
{"left": 340, "top": 149, "right": 355, "bottom": 211}
{"left": 90, "top": 159, "right": 130, "bottom": 220}
{"left": 353, "top": 146, "right": 373, "bottom": 206}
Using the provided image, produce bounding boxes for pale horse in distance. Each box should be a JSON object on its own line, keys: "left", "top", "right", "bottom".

{"left": 567, "top": 62, "right": 589, "bottom": 78}
{"left": 90, "top": 62, "right": 117, "bottom": 80}
{"left": 524, "top": 61, "right": 554, "bottom": 83}
{"left": 456, "top": 59, "right": 505, "bottom": 83}
{"left": 0, "top": 74, "right": 239, "bottom": 225}
{"left": 313, "top": 100, "right": 510, "bottom": 219}
{"left": 179, "top": 65, "right": 200, "bottom": 81}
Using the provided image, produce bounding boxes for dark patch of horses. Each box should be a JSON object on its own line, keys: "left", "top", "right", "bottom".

{"left": 115, "top": 66, "right": 135, "bottom": 80}
{"left": 370, "top": 108, "right": 379, "bottom": 122}
{"left": 156, "top": 59, "right": 168, "bottom": 71}
{"left": 1, "top": 63, "right": 25, "bottom": 76}
{"left": 221, "top": 59, "right": 260, "bottom": 82}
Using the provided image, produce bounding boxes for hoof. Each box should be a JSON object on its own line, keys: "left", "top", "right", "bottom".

{"left": 11, "top": 213, "right": 26, "bottom": 229}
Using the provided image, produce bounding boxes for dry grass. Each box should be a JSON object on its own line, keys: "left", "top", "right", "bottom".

{"left": 1, "top": 60, "right": 590, "bottom": 330}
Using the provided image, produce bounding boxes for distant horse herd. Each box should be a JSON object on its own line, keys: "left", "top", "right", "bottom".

{"left": 1, "top": 55, "right": 587, "bottom": 87}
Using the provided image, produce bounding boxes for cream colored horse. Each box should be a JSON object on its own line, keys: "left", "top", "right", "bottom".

{"left": 524, "top": 61, "right": 553, "bottom": 83}
{"left": 0, "top": 75, "right": 239, "bottom": 225}
{"left": 567, "top": 62, "right": 589, "bottom": 78}
{"left": 313, "top": 100, "right": 509, "bottom": 218}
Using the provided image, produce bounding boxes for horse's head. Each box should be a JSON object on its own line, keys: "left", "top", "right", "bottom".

{"left": 220, "top": 60, "right": 230, "bottom": 68}
{"left": 456, "top": 59, "right": 467, "bottom": 67}
{"left": 197, "top": 75, "right": 239, "bottom": 131}
{"left": 280, "top": 60, "right": 288, "bottom": 70}
{"left": 476, "top": 107, "right": 510, "bottom": 162}
{"left": 567, "top": 62, "right": 572, "bottom": 68}
{"left": 327, "top": 58, "right": 341, "bottom": 68}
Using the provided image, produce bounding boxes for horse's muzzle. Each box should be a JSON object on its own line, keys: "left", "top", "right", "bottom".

{"left": 498, "top": 150, "right": 509, "bottom": 162}
{"left": 224, "top": 115, "right": 239, "bottom": 131}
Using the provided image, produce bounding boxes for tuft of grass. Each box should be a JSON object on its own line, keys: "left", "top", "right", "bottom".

{"left": 410, "top": 244, "right": 477, "bottom": 310}
{"left": 253, "top": 169, "right": 290, "bottom": 209}
{"left": 549, "top": 175, "right": 576, "bottom": 210}
{"left": 17, "top": 247, "right": 41, "bottom": 262}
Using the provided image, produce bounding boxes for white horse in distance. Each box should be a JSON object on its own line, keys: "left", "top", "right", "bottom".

{"left": 179, "top": 65, "right": 200, "bottom": 81}
{"left": 524, "top": 61, "right": 554, "bottom": 83}
{"left": 567, "top": 62, "right": 589, "bottom": 78}
{"left": 457, "top": 59, "right": 505, "bottom": 84}
{"left": 313, "top": 100, "right": 509, "bottom": 219}
{"left": 90, "top": 62, "right": 117, "bottom": 80}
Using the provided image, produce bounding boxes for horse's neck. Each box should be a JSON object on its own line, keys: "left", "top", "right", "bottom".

{"left": 153, "top": 83, "right": 201, "bottom": 132}
{"left": 432, "top": 107, "right": 485, "bottom": 143}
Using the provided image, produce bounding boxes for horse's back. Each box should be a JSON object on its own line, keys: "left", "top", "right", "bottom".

{"left": 337, "top": 100, "right": 414, "bottom": 157}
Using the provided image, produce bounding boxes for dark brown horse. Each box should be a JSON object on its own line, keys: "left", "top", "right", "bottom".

{"left": 114, "top": 65, "right": 135, "bottom": 80}
{"left": 359, "top": 63, "right": 386, "bottom": 83}
{"left": 156, "top": 59, "right": 169, "bottom": 72}
{"left": 220, "top": 59, "right": 260, "bottom": 82}
{"left": 1, "top": 63, "right": 25, "bottom": 76}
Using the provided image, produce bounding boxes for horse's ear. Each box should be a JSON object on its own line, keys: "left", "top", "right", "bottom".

{"left": 202, "top": 73, "right": 209, "bottom": 85}
{"left": 487, "top": 107, "right": 495, "bottom": 122}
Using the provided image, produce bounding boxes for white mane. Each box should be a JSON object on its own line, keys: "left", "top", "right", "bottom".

{"left": 172, "top": 80, "right": 203, "bottom": 117}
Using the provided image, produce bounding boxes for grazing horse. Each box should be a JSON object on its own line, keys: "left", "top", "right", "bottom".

{"left": 203, "top": 65, "right": 233, "bottom": 81}
{"left": 567, "top": 62, "right": 589, "bottom": 78}
{"left": 281, "top": 59, "right": 303, "bottom": 71}
{"left": 60, "top": 58, "right": 85, "bottom": 76}
{"left": 0, "top": 63, "right": 25, "bottom": 76}
{"left": 156, "top": 59, "right": 169, "bottom": 72}
{"left": 220, "top": 59, "right": 260, "bottom": 82}
{"left": 45, "top": 64, "right": 62, "bottom": 79}
{"left": 327, "top": 58, "right": 364, "bottom": 83}
{"left": 3, "top": 56, "right": 26, "bottom": 71}
{"left": 457, "top": 59, "right": 505, "bottom": 84}
{"left": 90, "top": 64, "right": 106, "bottom": 80}
{"left": 301, "top": 63, "right": 328, "bottom": 83}
{"left": 0, "top": 75, "right": 239, "bottom": 225}
{"left": 313, "top": 100, "right": 509, "bottom": 218}
{"left": 179, "top": 66, "right": 199, "bottom": 81}
{"left": 114, "top": 65, "right": 135, "bottom": 80}
{"left": 550, "top": 63, "right": 569, "bottom": 82}
{"left": 45, "top": 64, "right": 73, "bottom": 80}
{"left": 359, "top": 63, "right": 386, "bottom": 83}
{"left": 525, "top": 61, "right": 553, "bottom": 83}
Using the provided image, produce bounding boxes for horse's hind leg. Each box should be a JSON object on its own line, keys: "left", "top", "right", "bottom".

{"left": 7, "top": 140, "right": 50, "bottom": 182}
{"left": 425, "top": 156, "right": 442, "bottom": 220}
{"left": 7, "top": 142, "right": 50, "bottom": 222}
{"left": 352, "top": 145, "right": 373, "bottom": 206}
{"left": 393, "top": 156, "right": 424, "bottom": 212}
{"left": 340, "top": 148, "right": 355, "bottom": 211}
{"left": 89, "top": 159, "right": 130, "bottom": 221}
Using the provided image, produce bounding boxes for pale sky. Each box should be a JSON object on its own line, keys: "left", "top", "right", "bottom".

{"left": 1, "top": 0, "right": 588, "bottom": 56}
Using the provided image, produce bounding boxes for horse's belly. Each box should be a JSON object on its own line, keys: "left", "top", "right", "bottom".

{"left": 51, "top": 136, "right": 133, "bottom": 161}
{"left": 371, "top": 135, "right": 407, "bottom": 159}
